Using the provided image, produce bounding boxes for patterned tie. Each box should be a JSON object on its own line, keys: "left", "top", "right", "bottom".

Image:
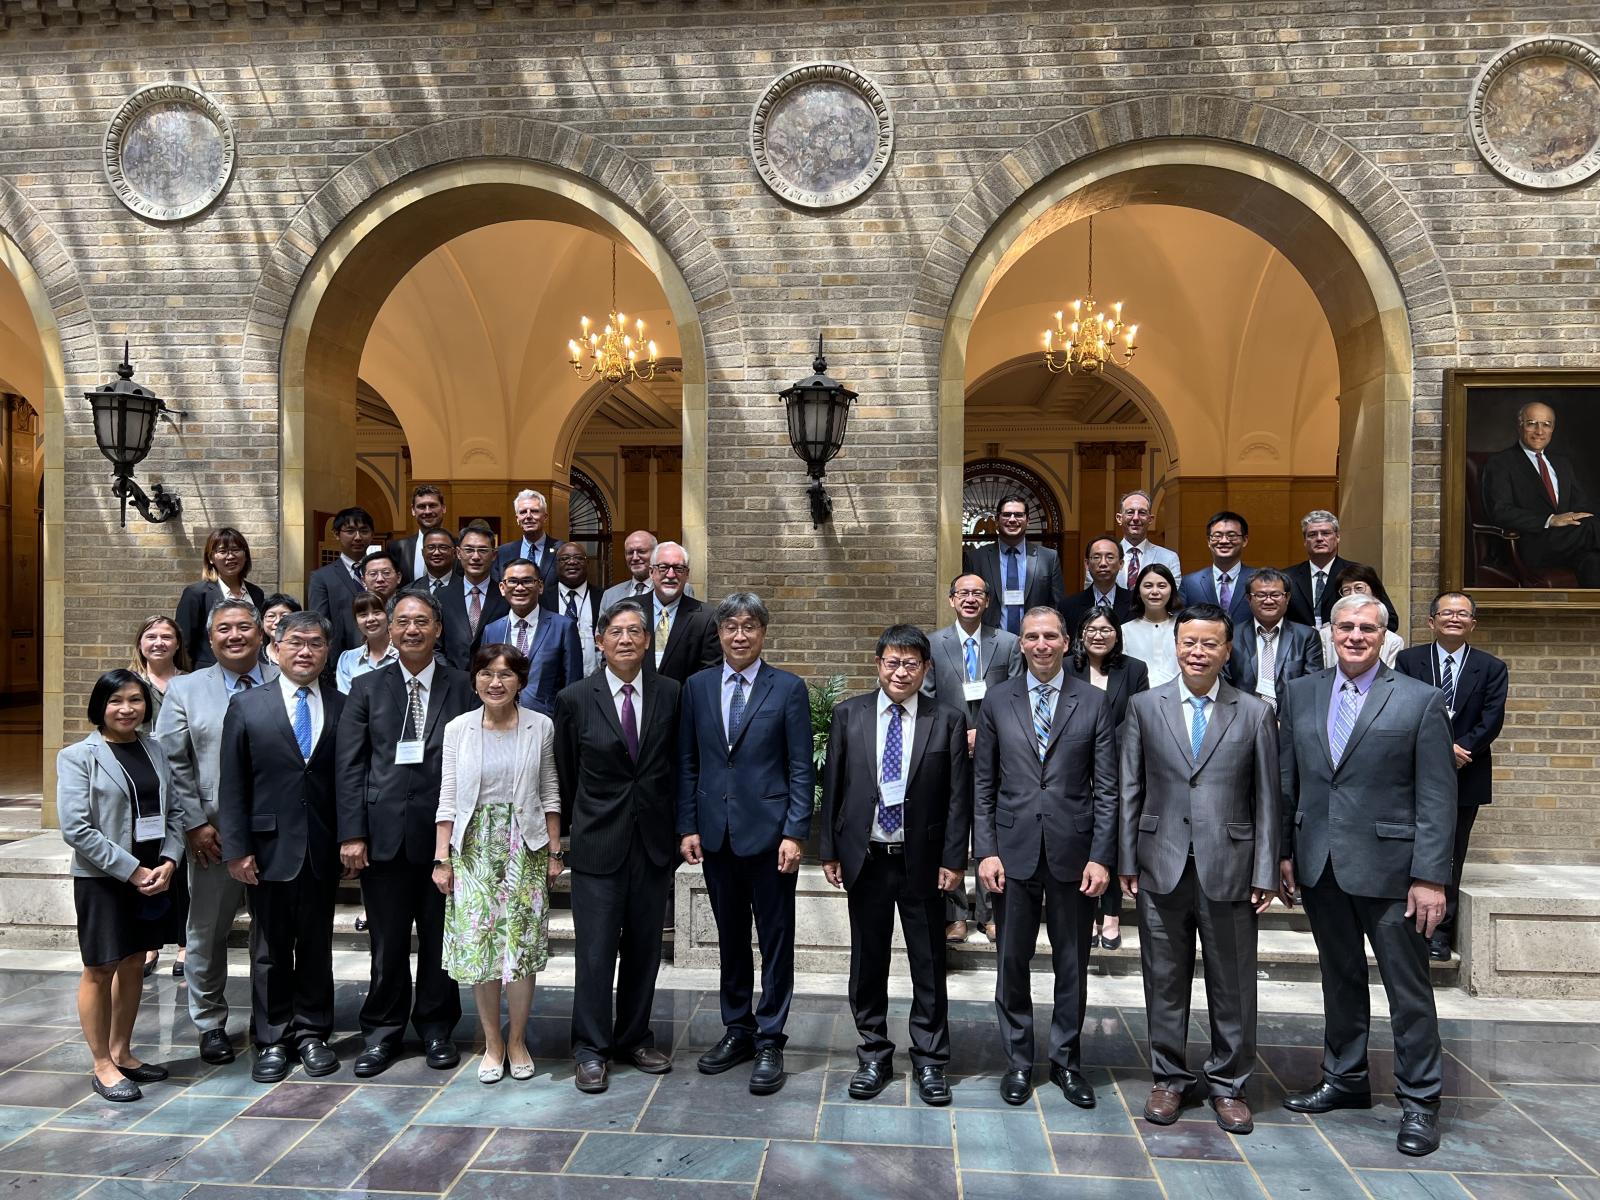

{"left": 468, "top": 586, "right": 483, "bottom": 634}
{"left": 728, "top": 673, "right": 746, "bottom": 747}
{"left": 1127, "top": 545, "right": 1141, "bottom": 585}
{"left": 1003, "top": 548, "right": 1022, "bottom": 635}
{"left": 237, "top": 674, "right": 255, "bottom": 691}
{"left": 514, "top": 618, "right": 530, "bottom": 656}
{"left": 964, "top": 636, "right": 979, "bottom": 682}
{"left": 430, "top": 575, "right": 445, "bottom": 596}
{"left": 1032, "top": 683, "right": 1053, "bottom": 761}
{"left": 620, "top": 682, "right": 639, "bottom": 760}
{"left": 878, "top": 703, "right": 904, "bottom": 835}
{"left": 565, "top": 590, "right": 579, "bottom": 620}
{"left": 350, "top": 562, "right": 363, "bottom": 585}
{"left": 1330, "top": 680, "right": 1359, "bottom": 765}
{"left": 656, "top": 606, "right": 672, "bottom": 650}
{"left": 1189, "top": 695, "right": 1209, "bottom": 760}
{"left": 1258, "top": 626, "right": 1279, "bottom": 710}
{"left": 1441, "top": 653, "right": 1456, "bottom": 714}
{"left": 293, "top": 686, "right": 313, "bottom": 760}
{"left": 634, "top": 580, "right": 648, "bottom": 596}
{"left": 1312, "top": 570, "right": 1326, "bottom": 626}
{"left": 1537, "top": 452, "right": 1559, "bottom": 508}
{"left": 402, "top": 678, "right": 424, "bottom": 742}
{"left": 1218, "top": 572, "right": 1233, "bottom": 613}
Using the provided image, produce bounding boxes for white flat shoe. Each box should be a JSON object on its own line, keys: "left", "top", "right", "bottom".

{"left": 509, "top": 1056, "right": 535, "bottom": 1081}
{"left": 478, "top": 1055, "right": 504, "bottom": 1084}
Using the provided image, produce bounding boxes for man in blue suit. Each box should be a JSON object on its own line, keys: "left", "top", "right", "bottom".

{"left": 678, "top": 592, "right": 814, "bottom": 1096}
{"left": 1180, "top": 511, "right": 1256, "bottom": 630}
{"left": 492, "top": 488, "right": 564, "bottom": 585}
{"left": 476, "top": 558, "right": 582, "bottom": 717}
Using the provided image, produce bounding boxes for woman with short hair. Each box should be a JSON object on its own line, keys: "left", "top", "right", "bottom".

{"left": 336, "top": 592, "right": 399, "bottom": 693}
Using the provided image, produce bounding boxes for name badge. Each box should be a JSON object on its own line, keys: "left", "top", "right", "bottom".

{"left": 1002, "top": 588, "right": 1024, "bottom": 607}
{"left": 963, "top": 680, "right": 988, "bottom": 703}
{"left": 878, "top": 778, "right": 906, "bottom": 809}
{"left": 395, "top": 739, "right": 424, "bottom": 765}
{"left": 134, "top": 813, "right": 164, "bottom": 843}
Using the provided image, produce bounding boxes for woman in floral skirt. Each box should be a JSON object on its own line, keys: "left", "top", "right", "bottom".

{"left": 433, "top": 643, "right": 563, "bottom": 1084}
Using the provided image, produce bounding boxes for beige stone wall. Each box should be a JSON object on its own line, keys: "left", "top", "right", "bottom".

{"left": 1, "top": 1, "right": 1598, "bottom": 858}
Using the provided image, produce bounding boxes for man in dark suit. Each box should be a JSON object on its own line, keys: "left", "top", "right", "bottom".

{"left": 963, "top": 494, "right": 1066, "bottom": 634}
{"left": 821, "top": 625, "right": 971, "bottom": 1107}
{"left": 438, "top": 520, "right": 507, "bottom": 671}
{"left": 477, "top": 559, "right": 582, "bottom": 717}
{"left": 1179, "top": 511, "right": 1256, "bottom": 630}
{"left": 416, "top": 528, "right": 461, "bottom": 598}
{"left": 1278, "top": 593, "right": 1456, "bottom": 1157}
{"left": 336, "top": 589, "right": 477, "bottom": 1077}
{"left": 1395, "top": 591, "right": 1508, "bottom": 960}
{"left": 1061, "top": 536, "right": 1139, "bottom": 632}
{"left": 556, "top": 599, "right": 681, "bottom": 1094}
{"left": 646, "top": 541, "right": 720, "bottom": 684}
{"left": 678, "top": 592, "right": 813, "bottom": 1096}
{"left": 385, "top": 483, "right": 447, "bottom": 585}
{"left": 1283, "top": 510, "right": 1400, "bottom": 631}
{"left": 973, "top": 606, "right": 1116, "bottom": 1108}
{"left": 308, "top": 506, "right": 374, "bottom": 681}
{"left": 544, "top": 541, "right": 603, "bottom": 675}
{"left": 493, "top": 487, "right": 564, "bottom": 584}
{"left": 1480, "top": 401, "right": 1600, "bottom": 586}
{"left": 1119, "top": 602, "right": 1279, "bottom": 1134}
{"left": 1225, "top": 568, "right": 1325, "bottom": 710}
{"left": 217, "top": 611, "right": 346, "bottom": 1083}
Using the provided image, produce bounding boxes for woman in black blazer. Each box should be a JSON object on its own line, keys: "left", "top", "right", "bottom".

{"left": 1066, "top": 608, "right": 1150, "bottom": 951}
{"left": 175, "top": 527, "right": 267, "bottom": 669}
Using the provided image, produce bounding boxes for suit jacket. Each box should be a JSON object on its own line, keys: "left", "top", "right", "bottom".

{"left": 57, "top": 733, "right": 184, "bottom": 880}
{"left": 555, "top": 670, "right": 682, "bottom": 873}
{"left": 493, "top": 536, "right": 563, "bottom": 585}
{"left": 1481, "top": 443, "right": 1594, "bottom": 535}
{"left": 216, "top": 680, "right": 345, "bottom": 881}
{"left": 677, "top": 661, "right": 814, "bottom": 856}
{"left": 971, "top": 673, "right": 1118, "bottom": 883}
{"left": 1118, "top": 680, "right": 1279, "bottom": 900}
{"left": 1283, "top": 557, "right": 1400, "bottom": 631}
{"left": 1060, "top": 585, "right": 1139, "bottom": 633}
{"left": 544, "top": 583, "right": 604, "bottom": 674}
{"left": 963, "top": 540, "right": 1066, "bottom": 629}
{"left": 478, "top": 610, "right": 583, "bottom": 717}
{"left": 1064, "top": 655, "right": 1149, "bottom": 732}
{"left": 921, "top": 623, "right": 1022, "bottom": 729}
{"left": 1225, "top": 619, "right": 1325, "bottom": 707}
{"left": 308, "top": 558, "right": 367, "bottom": 669}
{"left": 156, "top": 661, "right": 280, "bottom": 832}
{"left": 647, "top": 594, "right": 722, "bottom": 684}
{"left": 435, "top": 707, "right": 560, "bottom": 853}
{"left": 1394, "top": 644, "right": 1508, "bottom": 808}
{"left": 175, "top": 579, "right": 268, "bottom": 670}
{"left": 1278, "top": 665, "right": 1456, "bottom": 899}
{"left": 384, "top": 532, "right": 423, "bottom": 586}
{"left": 438, "top": 576, "right": 509, "bottom": 671}
{"left": 599, "top": 578, "right": 694, "bottom": 610}
{"left": 335, "top": 661, "right": 478, "bottom": 864}
{"left": 818, "top": 693, "right": 971, "bottom": 891}
{"left": 1178, "top": 565, "right": 1257, "bottom": 630}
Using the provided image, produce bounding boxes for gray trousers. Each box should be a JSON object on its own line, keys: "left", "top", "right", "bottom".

{"left": 944, "top": 869, "right": 994, "bottom": 925}
{"left": 1138, "top": 858, "right": 1258, "bottom": 1098}
{"left": 185, "top": 855, "right": 247, "bottom": 1033}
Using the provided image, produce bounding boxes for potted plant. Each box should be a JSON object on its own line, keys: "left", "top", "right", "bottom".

{"left": 805, "top": 674, "right": 848, "bottom": 859}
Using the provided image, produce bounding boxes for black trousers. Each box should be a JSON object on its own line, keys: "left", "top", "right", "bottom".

{"left": 359, "top": 857, "right": 461, "bottom": 1049}
{"left": 1301, "top": 869, "right": 1442, "bottom": 1111}
{"left": 1522, "top": 522, "right": 1600, "bottom": 586}
{"left": 246, "top": 864, "right": 338, "bottom": 1050}
{"left": 993, "top": 861, "right": 1093, "bottom": 1072}
{"left": 570, "top": 834, "right": 674, "bottom": 1064}
{"left": 847, "top": 845, "right": 949, "bottom": 1070}
{"left": 1439, "top": 804, "right": 1480, "bottom": 946}
{"left": 701, "top": 844, "right": 797, "bottom": 1049}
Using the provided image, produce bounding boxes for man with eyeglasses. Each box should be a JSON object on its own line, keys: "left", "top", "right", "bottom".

{"left": 1225, "top": 568, "right": 1324, "bottom": 712}
{"left": 477, "top": 559, "right": 582, "bottom": 717}
{"left": 1179, "top": 511, "right": 1256, "bottom": 628}
{"left": 644, "top": 541, "right": 719, "bottom": 684}
{"left": 439, "top": 520, "right": 508, "bottom": 670}
{"left": 599, "top": 531, "right": 698, "bottom": 610}
{"left": 1278, "top": 593, "right": 1455, "bottom": 1157}
{"left": 1062, "top": 536, "right": 1139, "bottom": 632}
{"left": 308, "top": 505, "right": 375, "bottom": 680}
{"left": 1396, "top": 592, "right": 1507, "bottom": 961}
{"left": 820, "top": 625, "right": 971, "bottom": 1107}
{"left": 544, "top": 542, "right": 602, "bottom": 676}
{"left": 1282, "top": 510, "right": 1399, "bottom": 632}
{"left": 1096, "top": 490, "right": 1180, "bottom": 588}
{"left": 963, "top": 494, "right": 1066, "bottom": 634}
{"left": 1481, "top": 400, "right": 1600, "bottom": 586}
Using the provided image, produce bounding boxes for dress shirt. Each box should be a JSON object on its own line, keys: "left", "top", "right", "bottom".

{"left": 336, "top": 643, "right": 398, "bottom": 694}
{"left": 399, "top": 658, "right": 438, "bottom": 728}
{"left": 507, "top": 608, "right": 541, "bottom": 653}
{"left": 1090, "top": 586, "right": 1118, "bottom": 610}
{"left": 1253, "top": 620, "right": 1284, "bottom": 703}
{"left": 1178, "top": 677, "right": 1223, "bottom": 743}
{"left": 998, "top": 538, "right": 1029, "bottom": 594}
{"left": 721, "top": 659, "right": 763, "bottom": 742}
{"left": 872, "top": 689, "right": 916, "bottom": 844}
{"left": 460, "top": 574, "right": 493, "bottom": 629}
{"left": 560, "top": 583, "right": 599, "bottom": 674}
{"left": 1212, "top": 564, "right": 1240, "bottom": 603}
{"left": 409, "top": 534, "right": 427, "bottom": 582}
{"left": 277, "top": 674, "right": 325, "bottom": 751}
{"left": 1521, "top": 444, "right": 1560, "bottom": 518}
{"left": 422, "top": 570, "right": 454, "bottom": 595}
{"left": 1326, "top": 659, "right": 1382, "bottom": 748}
{"left": 221, "top": 663, "right": 266, "bottom": 695}
{"left": 521, "top": 535, "right": 550, "bottom": 566}
{"left": 1112, "top": 538, "right": 1181, "bottom": 588}
{"left": 1306, "top": 560, "right": 1334, "bottom": 626}
{"left": 652, "top": 595, "right": 681, "bottom": 666}
{"left": 1434, "top": 642, "right": 1467, "bottom": 685}
{"left": 340, "top": 553, "right": 363, "bottom": 582}
{"left": 605, "top": 667, "right": 644, "bottom": 726}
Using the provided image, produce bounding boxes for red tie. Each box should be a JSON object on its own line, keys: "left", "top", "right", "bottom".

{"left": 1127, "top": 545, "right": 1141, "bottom": 584}
{"left": 1537, "top": 452, "right": 1559, "bottom": 509}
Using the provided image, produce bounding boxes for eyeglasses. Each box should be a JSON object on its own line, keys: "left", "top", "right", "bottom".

{"left": 878, "top": 658, "right": 925, "bottom": 674}
{"left": 601, "top": 625, "right": 646, "bottom": 640}
{"left": 391, "top": 616, "right": 435, "bottom": 630}
{"left": 1081, "top": 627, "right": 1115, "bottom": 638}
{"left": 1249, "top": 590, "right": 1287, "bottom": 600}
{"left": 951, "top": 588, "right": 987, "bottom": 599}
{"left": 1332, "top": 622, "right": 1382, "bottom": 635}
{"left": 1208, "top": 532, "right": 1243, "bottom": 543}
{"left": 1434, "top": 609, "right": 1475, "bottom": 620}
{"left": 502, "top": 578, "right": 539, "bottom": 590}
{"left": 476, "top": 669, "right": 521, "bottom": 683}
{"left": 1519, "top": 419, "right": 1555, "bottom": 431}
{"left": 720, "top": 621, "right": 762, "bottom": 636}
{"left": 459, "top": 545, "right": 492, "bottom": 556}
{"left": 280, "top": 638, "right": 327, "bottom": 651}
{"left": 652, "top": 563, "right": 688, "bottom": 574}
{"left": 997, "top": 510, "right": 1028, "bottom": 521}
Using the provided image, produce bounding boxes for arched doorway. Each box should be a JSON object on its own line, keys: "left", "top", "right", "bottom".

{"left": 962, "top": 457, "right": 1064, "bottom": 555}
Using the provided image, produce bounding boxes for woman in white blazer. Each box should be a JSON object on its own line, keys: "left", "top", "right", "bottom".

{"left": 433, "top": 642, "right": 562, "bottom": 1084}
{"left": 58, "top": 669, "right": 188, "bottom": 1103}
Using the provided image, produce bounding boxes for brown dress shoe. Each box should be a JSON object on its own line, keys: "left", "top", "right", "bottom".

{"left": 945, "top": 921, "right": 968, "bottom": 944}
{"left": 575, "top": 1060, "right": 609, "bottom": 1093}
{"left": 1143, "top": 1085, "right": 1185, "bottom": 1125}
{"left": 630, "top": 1047, "right": 673, "bottom": 1074}
{"left": 982, "top": 922, "right": 997, "bottom": 943}
{"left": 1212, "top": 1096, "right": 1254, "bottom": 1134}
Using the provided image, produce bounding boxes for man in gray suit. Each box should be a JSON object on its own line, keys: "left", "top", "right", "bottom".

{"left": 1225, "top": 568, "right": 1324, "bottom": 711}
{"left": 922, "top": 572, "right": 1021, "bottom": 942}
{"left": 155, "top": 598, "right": 278, "bottom": 1065}
{"left": 1278, "top": 593, "right": 1455, "bottom": 1158}
{"left": 1119, "top": 601, "right": 1279, "bottom": 1135}
{"left": 598, "top": 531, "right": 695, "bottom": 613}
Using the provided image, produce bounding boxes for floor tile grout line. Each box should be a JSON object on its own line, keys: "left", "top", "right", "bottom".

{"left": 1496, "top": 1092, "right": 1600, "bottom": 1178}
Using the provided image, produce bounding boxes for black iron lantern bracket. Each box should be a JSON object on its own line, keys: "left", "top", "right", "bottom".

{"left": 779, "top": 335, "right": 858, "bottom": 528}
{"left": 85, "top": 344, "right": 184, "bottom": 528}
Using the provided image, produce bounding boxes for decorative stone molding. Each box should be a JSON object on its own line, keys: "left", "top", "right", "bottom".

{"left": 103, "top": 83, "right": 235, "bottom": 221}
{"left": 749, "top": 62, "right": 893, "bottom": 209}
{"left": 1470, "top": 36, "right": 1600, "bottom": 190}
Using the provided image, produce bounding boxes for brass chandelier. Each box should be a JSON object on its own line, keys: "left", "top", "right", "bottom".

{"left": 568, "top": 241, "right": 658, "bottom": 385}
{"left": 1042, "top": 215, "right": 1139, "bottom": 374}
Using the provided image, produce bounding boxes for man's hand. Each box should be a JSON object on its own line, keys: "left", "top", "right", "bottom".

{"left": 1453, "top": 743, "right": 1473, "bottom": 769}
{"left": 340, "top": 838, "right": 368, "bottom": 875}
{"left": 777, "top": 838, "right": 803, "bottom": 875}
{"left": 1406, "top": 881, "right": 1447, "bottom": 937}
{"left": 680, "top": 834, "right": 703, "bottom": 866}
{"left": 1080, "top": 861, "right": 1110, "bottom": 898}
{"left": 937, "top": 867, "right": 961, "bottom": 892}
{"left": 1120, "top": 873, "right": 1139, "bottom": 899}
{"left": 822, "top": 860, "right": 843, "bottom": 889}
{"left": 1250, "top": 887, "right": 1273, "bottom": 915}
{"left": 226, "top": 856, "right": 259, "bottom": 887}
{"left": 966, "top": 729, "right": 977, "bottom": 758}
{"left": 186, "top": 823, "right": 222, "bottom": 867}
{"left": 1550, "top": 511, "right": 1593, "bottom": 528}
{"left": 978, "top": 855, "right": 1005, "bottom": 895}
{"left": 1278, "top": 858, "right": 1297, "bottom": 907}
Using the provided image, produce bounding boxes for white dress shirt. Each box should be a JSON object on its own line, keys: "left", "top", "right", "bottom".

{"left": 606, "top": 667, "right": 644, "bottom": 726}
{"left": 1179, "top": 677, "right": 1223, "bottom": 743}
{"left": 410, "top": 535, "right": 427, "bottom": 583}
{"left": 277, "top": 673, "right": 325, "bottom": 751}
{"left": 872, "top": 689, "right": 916, "bottom": 844}
{"left": 722, "top": 659, "right": 763, "bottom": 742}
{"left": 559, "top": 583, "right": 599, "bottom": 675}
{"left": 507, "top": 608, "right": 541, "bottom": 655}
{"left": 1110, "top": 538, "right": 1181, "bottom": 588}
{"left": 1306, "top": 560, "right": 1334, "bottom": 626}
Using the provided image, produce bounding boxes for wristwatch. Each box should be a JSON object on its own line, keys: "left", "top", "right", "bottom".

{"left": 432, "top": 859, "right": 448, "bottom": 868}
{"left": 550, "top": 849, "right": 566, "bottom": 862}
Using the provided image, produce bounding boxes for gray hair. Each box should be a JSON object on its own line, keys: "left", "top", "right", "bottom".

{"left": 650, "top": 540, "right": 690, "bottom": 568}
{"left": 1117, "top": 489, "right": 1153, "bottom": 510}
{"left": 206, "top": 598, "right": 260, "bottom": 634}
{"left": 715, "top": 592, "right": 769, "bottom": 628}
{"left": 274, "top": 609, "right": 333, "bottom": 645}
{"left": 1328, "top": 593, "right": 1383, "bottom": 626}
{"left": 1300, "top": 509, "right": 1339, "bottom": 535}
{"left": 514, "top": 488, "right": 547, "bottom": 510}
{"left": 387, "top": 585, "right": 443, "bottom": 624}
{"left": 598, "top": 599, "right": 647, "bottom": 634}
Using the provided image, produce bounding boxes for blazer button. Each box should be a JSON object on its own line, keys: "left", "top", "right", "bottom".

{"left": 1035, "top": 813, "right": 1043, "bottom": 822}
{"left": 1183, "top": 817, "right": 1190, "bottom": 824}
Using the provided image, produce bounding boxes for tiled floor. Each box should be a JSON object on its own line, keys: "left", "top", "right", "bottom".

{"left": 0, "top": 967, "right": 1596, "bottom": 1199}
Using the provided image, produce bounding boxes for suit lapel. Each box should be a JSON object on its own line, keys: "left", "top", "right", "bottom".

{"left": 1314, "top": 673, "right": 1336, "bottom": 770}
{"left": 529, "top": 614, "right": 556, "bottom": 663}
{"left": 88, "top": 733, "right": 131, "bottom": 798}
{"left": 1157, "top": 684, "right": 1193, "bottom": 763}
{"left": 1335, "top": 671, "right": 1393, "bottom": 770}
{"left": 1452, "top": 649, "right": 1483, "bottom": 708}
{"left": 424, "top": 672, "right": 455, "bottom": 742}
{"left": 310, "top": 690, "right": 343, "bottom": 766}
{"left": 904, "top": 701, "right": 933, "bottom": 788}
{"left": 1044, "top": 687, "right": 1077, "bottom": 757}
{"left": 592, "top": 673, "right": 628, "bottom": 752}
{"left": 1192, "top": 688, "right": 1236, "bottom": 773}
{"left": 263, "top": 683, "right": 306, "bottom": 764}
{"left": 729, "top": 665, "right": 776, "bottom": 751}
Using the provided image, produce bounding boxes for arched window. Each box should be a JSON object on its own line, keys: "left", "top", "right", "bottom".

{"left": 567, "top": 467, "right": 614, "bottom": 587}
{"left": 962, "top": 459, "right": 1063, "bottom": 554}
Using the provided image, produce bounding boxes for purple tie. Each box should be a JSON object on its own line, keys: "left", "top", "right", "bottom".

{"left": 1219, "top": 573, "right": 1233, "bottom": 612}
{"left": 620, "top": 683, "right": 639, "bottom": 760}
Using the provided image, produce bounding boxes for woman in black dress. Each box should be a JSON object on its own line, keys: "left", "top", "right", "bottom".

{"left": 57, "top": 669, "right": 187, "bottom": 1102}
{"left": 175, "top": 528, "right": 267, "bottom": 669}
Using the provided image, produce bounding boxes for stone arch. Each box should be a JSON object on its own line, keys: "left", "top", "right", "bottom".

{"left": 242, "top": 116, "right": 740, "bottom": 598}
{"left": 909, "top": 95, "right": 1460, "bottom": 623}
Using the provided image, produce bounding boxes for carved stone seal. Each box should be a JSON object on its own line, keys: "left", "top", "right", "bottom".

{"left": 104, "top": 83, "right": 236, "bottom": 221}
{"left": 751, "top": 63, "right": 893, "bottom": 209}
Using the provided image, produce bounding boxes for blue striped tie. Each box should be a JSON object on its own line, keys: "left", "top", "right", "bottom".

{"left": 1032, "top": 684, "right": 1053, "bottom": 761}
{"left": 1189, "top": 695, "right": 1208, "bottom": 760}
{"left": 1330, "top": 680, "right": 1359, "bottom": 764}
{"left": 964, "top": 636, "right": 979, "bottom": 682}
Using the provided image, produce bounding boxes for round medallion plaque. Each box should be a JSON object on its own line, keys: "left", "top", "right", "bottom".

{"left": 750, "top": 63, "right": 893, "bottom": 209}
{"left": 1470, "top": 37, "right": 1600, "bottom": 189}
{"left": 104, "top": 83, "right": 236, "bottom": 221}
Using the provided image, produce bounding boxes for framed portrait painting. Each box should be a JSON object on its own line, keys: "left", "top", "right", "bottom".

{"left": 1443, "top": 368, "right": 1600, "bottom": 607}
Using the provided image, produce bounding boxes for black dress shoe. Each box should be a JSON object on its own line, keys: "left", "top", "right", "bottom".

{"left": 425, "top": 1038, "right": 460, "bottom": 1070}
{"left": 1282, "top": 1081, "right": 1374, "bottom": 1113}
{"left": 199, "top": 1029, "right": 235, "bottom": 1065}
{"left": 696, "top": 1031, "right": 756, "bottom": 1075}
{"left": 1050, "top": 1065, "right": 1096, "bottom": 1109}
{"left": 353, "top": 1042, "right": 400, "bottom": 1078}
{"left": 848, "top": 1060, "right": 894, "bottom": 1100}
{"left": 298, "top": 1038, "right": 339, "bottom": 1077}
{"left": 915, "top": 1065, "right": 952, "bottom": 1107}
{"left": 1000, "top": 1068, "right": 1032, "bottom": 1105}
{"left": 172, "top": 959, "right": 185, "bottom": 979}
{"left": 1428, "top": 937, "right": 1451, "bottom": 962}
{"left": 116, "top": 1062, "right": 169, "bottom": 1084}
{"left": 1397, "top": 1110, "right": 1441, "bottom": 1157}
{"left": 92, "top": 1075, "right": 141, "bottom": 1103}
{"left": 252, "top": 1045, "right": 291, "bottom": 1083}
{"left": 749, "top": 1046, "right": 785, "bottom": 1095}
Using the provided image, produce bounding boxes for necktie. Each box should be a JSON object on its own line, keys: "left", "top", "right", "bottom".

{"left": 728, "top": 673, "right": 746, "bottom": 746}
{"left": 468, "top": 586, "right": 483, "bottom": 633}
{"left": 878, "top": 703, "right": 904, "bottom": 835}
{"left": 1189, "top": 695, "right": 1209, "bottom": 759}
{"left": 1441, "top": 653, "right": 1456, "bottom": 714}
{"left": 634, "top": 580, "right": 648, "bottom": 596}
{"left": 1330, "top": 680, "right": 1359, "bottom": 765}
{"left": 964, "top": 636, "right": 979, "bottom": 682}
{"left": 1258, "top": 626, "right": 1279, "bottom": 709}
{"left": 293, "top": 686, "right": 313, "bottom": 759}
{"left": 430, "top": 575, "right": 445, "bottom": 596}
{"left": 620, "top": 682, "right": 639, "bottom": 760}
{"left": 1127, "top": 544, "right": 1141, "bottom": 585}
{"left": 350, "top": 562, "right": 363, "bottom": 585}
{"left": 514, "top": 618, "right": 530, "bottom": 656}
{"left": 656, "top": 606, "right": 672, "bottom": 650}
{"left": 237, "top": 674, "right": 255, "bottom": 691}
{"left": 1032, "top": 683, "right": 1053, "bottom": 761}
{"left": 1537, "top": 452, "right": 1559, "bottom": 508}
{"left": 1004, "top": 547, "right": 1022, "bottom": 635}
{"left": 1218, "top": 572, "right": 1233, "bottom": 612}
{"left": 1312, "top": 570, "right": 1326, "bottom": 625}
{"left": 403, "top": 678, "right": 424, "bottom": 742}
{"left": 565, "top": 590, "right": 579, "bottom": 620}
